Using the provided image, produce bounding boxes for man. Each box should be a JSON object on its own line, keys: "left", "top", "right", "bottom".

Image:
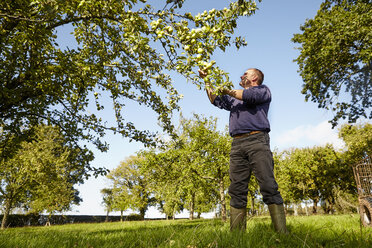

{"left": 199, "top": 68, "right": 288, "bottom": 233}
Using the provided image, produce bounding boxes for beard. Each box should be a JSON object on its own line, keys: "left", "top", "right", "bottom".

{"left": 240, "top": 77, "right": 252, "bottom": 88}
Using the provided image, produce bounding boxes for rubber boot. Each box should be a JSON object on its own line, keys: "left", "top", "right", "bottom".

{"left": 230, "top": 206, "right": 247, "bottom": 231}
{"left": 268, "top": 204, "right": 289, "bottom": 234}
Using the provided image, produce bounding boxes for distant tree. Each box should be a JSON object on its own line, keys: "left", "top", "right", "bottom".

{"left": 177, "top": 115, "right": 231, "bottom": 221}
{"left": 139, "top": 149, "right": 185, "bottom": 219}
{"left": 339, "top": 123, "right": 372, "bottom": 163}
{"left": 309, "top": 146, "right": 347, "bottom": 214}
{"left": 140, "top": 115, "right": 231, "bottom": 221}
{"left": 0, "top": 0, "right": 258, "bottom": 152}
{"left": 244, "top": 180, "right": 259, "bottom": 215}
{"left": 276, "top": 145, "right": 346, "bottom": 214}
{"left": 292, "top": 0, "right": 372, "bottom": 127}
{"left": 102, "top": 178, "right": 131, "bottom": 221}
{"left": 101, "top": 188, "right": 114, "bottom": 222}
{"left": 0, "top": 125, "right": 90, "bottom": 229}
{"left": 275, "top": 150, "right": 310, "bottom": 208}
{"left": 336, "top": 123, "right": 371, "bottom": 210}
{"left": 111, "top": 187, "right": 131, "bottom": 222}
{"left": 106, "top": 156, "right": 154, "bottom": 220}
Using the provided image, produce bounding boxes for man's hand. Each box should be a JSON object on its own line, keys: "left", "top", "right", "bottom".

{"left": 198, "top": 69, "right": 208, "bottom": 79}
{"left": 199, "top": 69, "right": 217, "bottom": 104}
{"left": 198, "top": 69, "right": 243, "bottom": 101}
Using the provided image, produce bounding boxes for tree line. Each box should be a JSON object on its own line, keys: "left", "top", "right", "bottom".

{"left": 1, "top": 116, "right": 369, "bottom": 229}
{"left": 102, "top": 115, "right": 371, "bottom": 220}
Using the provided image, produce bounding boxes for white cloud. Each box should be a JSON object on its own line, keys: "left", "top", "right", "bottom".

{"left": 273, "top": 121, "right": 345, "bottom": 151}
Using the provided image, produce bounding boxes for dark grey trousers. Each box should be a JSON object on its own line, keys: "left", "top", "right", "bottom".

{"left": 229, "top": 132, "right": 283, "bottom": 209}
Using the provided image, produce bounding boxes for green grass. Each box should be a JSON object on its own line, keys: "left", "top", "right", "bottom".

{"left": 1, "top": 214, "right": 372, "bottom": 247}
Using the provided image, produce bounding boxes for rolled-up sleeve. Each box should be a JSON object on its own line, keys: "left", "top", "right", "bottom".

{"left": 242, "top": 85, "right": 271, "bottom": 105}
{"left": 213, "top": 95, "right": 234, "bottom": 111}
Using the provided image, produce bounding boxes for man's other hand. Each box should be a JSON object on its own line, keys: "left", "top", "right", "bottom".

{"left": 198, "top": 69, "right": 207, "bottom": 79}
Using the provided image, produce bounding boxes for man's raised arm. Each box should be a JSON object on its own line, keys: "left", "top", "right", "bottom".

{"left": 198, "top": 70, "right": 217, "bottom": 104}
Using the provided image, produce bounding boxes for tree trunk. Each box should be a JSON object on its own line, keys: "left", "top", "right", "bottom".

{"left": 219, "top": 178, "right": 227, "bottom": 222}
{"left": 166, "top": 214, "right": 174, "bottom": 220}
{"left": 45, "top": 216, "right": 51, "bottom": 226}
{"left": 105, "top": 210, "right": 109, "bottom": 222}
{"left": 139, "top": 208, "right": 146, "bottom": 220}
{"left": 120, "top": 210, "right": 123, "bottom": 222}
{"left": 305, "top": 201, "right": 309, "bottom": 216}
{"left": 250, "top": 195, "right": 255, "bottom": 216}
{"left": 1, "top": 199, "right": 12, "bottom": 229}
{"left": 328, "top": 198, "right": 335, "bottom": 214}
{"left": 189, "top": 193, "right": 195, "bottom": 220}
{"left": 294, "top": 203, "right": 298, "bottom": 216}
{"left": 313, "top": 199, "right": 318, "bottom": 214}
{"left": 322, "top": 199, "right": 332, "bottom": 214}
{"left": 45, "top": 214, "right": 53, "bottom": 226}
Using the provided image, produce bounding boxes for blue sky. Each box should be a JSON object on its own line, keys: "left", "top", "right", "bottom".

{"left": 61, "top": 0, "right": 348, "bottom": 218}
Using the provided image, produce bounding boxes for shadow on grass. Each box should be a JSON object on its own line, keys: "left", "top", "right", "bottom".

{"left": 3, "top": 216, "right": 372, "bottom": 248}
{"left": 63, "top": 219, "right": 227, "bottom": 248}
{"left": 0, "top": 219, "right": 224, "bottom": 248}
{"left": 286, "top": 217, "right": 372, "bottom": 248}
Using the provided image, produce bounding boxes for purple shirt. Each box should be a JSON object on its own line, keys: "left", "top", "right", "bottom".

{"left": 213, "top": 85, "right": 271, "bottom": 137}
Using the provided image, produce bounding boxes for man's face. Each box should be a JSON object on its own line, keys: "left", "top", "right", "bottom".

{"left": 239, "top": 70, "right": 255, "bottom": 88}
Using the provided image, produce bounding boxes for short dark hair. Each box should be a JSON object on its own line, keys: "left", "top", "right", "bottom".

{"left": 250, "top": 68, "right": 264, "bottom": 85}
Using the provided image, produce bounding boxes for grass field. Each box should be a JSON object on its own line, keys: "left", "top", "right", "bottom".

{"left": 1, "top": 214, "right": 372, "bottom": 248}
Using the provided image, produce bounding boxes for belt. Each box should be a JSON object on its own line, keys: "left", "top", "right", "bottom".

{"left": 233, "top": 131, "right": 261, "bottom": 139}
